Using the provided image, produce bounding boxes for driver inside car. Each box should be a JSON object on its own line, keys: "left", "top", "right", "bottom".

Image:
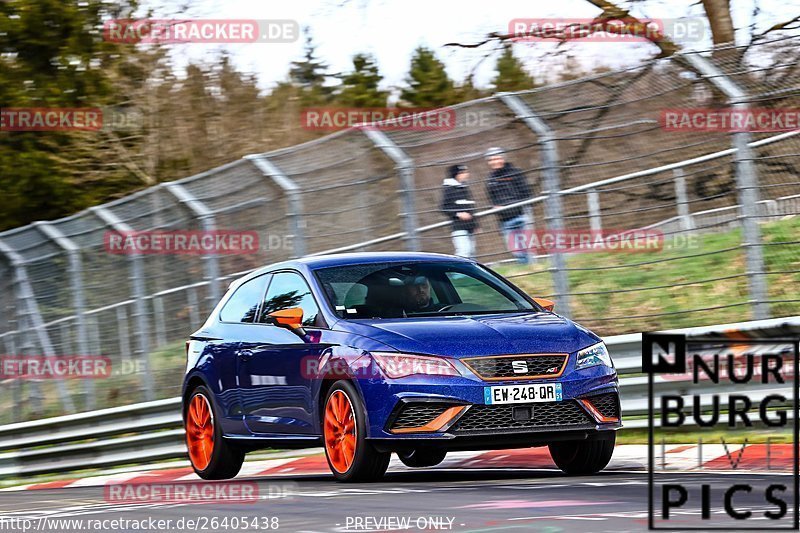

{"left": 401, "top": 275, "right": 441, "bottom": 314}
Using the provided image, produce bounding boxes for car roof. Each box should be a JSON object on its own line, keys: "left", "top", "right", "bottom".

{"left": 294, "top": 251, "right": 469, "bottom": 269}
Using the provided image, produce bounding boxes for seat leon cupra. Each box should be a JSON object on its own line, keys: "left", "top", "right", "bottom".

{"left": 182, "top": 252, "right": 620, "bottom": 481}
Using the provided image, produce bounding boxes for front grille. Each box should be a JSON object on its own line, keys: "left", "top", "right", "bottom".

{"left": 451, "top": 401, "right": 593, "bottom": 434}
{"left": 462, "top": 354, "right": 567, "bottom": 380}
{"left": 584, "top": 393, "right": 619, "bottom": 419}
{"left": 390, "top": 403, "right": 455, "bottom": 430}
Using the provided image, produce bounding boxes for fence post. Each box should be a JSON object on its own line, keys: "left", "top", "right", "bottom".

{"left": 90, "top": 206, "right": 154, "bottom": 401}
{"left": 682, "top": 53, "right": 770, "bottom": 320}
{"left": 164, "top": 182, "right": 221, "bottom": 305}
{"left": 673, "top": 169, "right": 695, "bottom": 232}
{"left": 152, "top": 296, "right": 166, "bottom": 348}
{"left": 587, "top": 189, "right": 602, "bottom": 232}
{"left": 2, "top": 332, "right": 22, "bottom": 422}
{"left": 116, "top": 305, "right": 132, "bottom": 362}
{"left": 87, "top": 314, "right": 101, "bottom": 378}
{"left": 0, "top": 239, "right": 75, "bottom": 414}
{"left": 245, "top": 155, "right": 307, "bottom": 258}
{"left": 360, "top": 128, "right": 420, "bottom": 252}
{"left": 187, "top": 286, "right": 200, "bottom": 330}
{"left": 498, "top": 93, "right": 572, "bottom": 318}
{"left": 34, "top": 222, "right": 95, "bottom": 410}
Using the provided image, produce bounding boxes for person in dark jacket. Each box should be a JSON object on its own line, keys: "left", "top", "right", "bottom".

{"left": 441, "top": 164, "right": 478, "bottom": 258}
{"left": 484, "top": 147, "right": 532, "bottom": 264}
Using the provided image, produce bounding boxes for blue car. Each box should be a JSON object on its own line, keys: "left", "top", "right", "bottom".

{"left": 182, "top": 252, "right": 620, "bottom": 481}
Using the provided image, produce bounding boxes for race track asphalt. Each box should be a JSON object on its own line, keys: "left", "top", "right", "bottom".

{"left": 0, "top": 469, "right": 795, "bottom": 532}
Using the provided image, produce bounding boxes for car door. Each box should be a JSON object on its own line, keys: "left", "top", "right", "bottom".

{"left": 211, "top": 273, "right": 271, "bottom": 432}
{"left": 237, "top": 270, "right": 328, "bottom": 435}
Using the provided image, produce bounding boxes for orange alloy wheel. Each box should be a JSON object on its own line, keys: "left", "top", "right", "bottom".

{"left": 186, "top": 393, "right": 214, "bottom": 471}
{"left": 324, "top": 390, "right": 357, "bottom": 473}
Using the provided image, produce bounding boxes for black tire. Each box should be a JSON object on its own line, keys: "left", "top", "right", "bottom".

{"left": 549, "top": 431, "right": 615, "bottom": 475}
{"left": 323, "top": 380, "right": 390, "bottom": 482}
{"left": 398, "top": 449, "right": 447, "bottom": 468}
{"left": 185, "top": 385, "right": 245, "bottom": 480}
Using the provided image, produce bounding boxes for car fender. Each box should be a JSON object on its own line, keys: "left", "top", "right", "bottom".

{"left": 310, "top": 344, "right": 377, "bottom": 434}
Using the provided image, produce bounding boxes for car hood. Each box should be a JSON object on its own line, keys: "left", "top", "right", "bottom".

{"left": 336, "top": 312, "right": 600, "bottom": 357}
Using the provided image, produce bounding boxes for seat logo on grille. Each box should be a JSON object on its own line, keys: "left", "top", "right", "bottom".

{"left": 511, "top": 361, "right": 529, "bottom": 374}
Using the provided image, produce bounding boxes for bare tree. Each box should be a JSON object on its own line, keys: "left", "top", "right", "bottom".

{"left": 448, "top": 0, "right": 798, "bottom": 62}
{"left": 446, "top": 0, "right": 679, "bottom": 58}
{"left": 701, "top": 0, "right": 736, "bottom": 46}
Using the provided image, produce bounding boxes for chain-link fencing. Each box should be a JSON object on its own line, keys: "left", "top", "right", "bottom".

{"left": 1, "top": 34, "right": 798, "bottom": 422}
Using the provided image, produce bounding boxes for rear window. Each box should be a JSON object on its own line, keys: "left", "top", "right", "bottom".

{"left": 219, "top": 275, "right": 268, "bottom": 323}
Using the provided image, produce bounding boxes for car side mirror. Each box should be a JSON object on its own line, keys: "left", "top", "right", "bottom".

{"left": 267, "top": 307, "right": 306, "bottom": 336}
{"left": 533, "top": 298, "right": 555, "bottom": 312}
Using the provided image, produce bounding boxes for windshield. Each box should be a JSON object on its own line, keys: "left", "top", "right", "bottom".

{"left": 314, "top": 261, "right": 536, "bottom": 319}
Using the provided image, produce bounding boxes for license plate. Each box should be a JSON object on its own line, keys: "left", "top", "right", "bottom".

{"left": 484, "top": 383, "right": 562, "bottom": 405}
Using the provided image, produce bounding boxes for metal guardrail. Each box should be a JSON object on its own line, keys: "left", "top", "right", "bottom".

{"left": 0, "top": 317, "right": 797, "bottom": 478}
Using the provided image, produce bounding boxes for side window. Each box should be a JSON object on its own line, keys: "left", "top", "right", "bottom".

{"left": 219, "top": 275, "right": 269, "bottom": 323}
{"left": 259, "top": 272, "right": 320, "bottom": 327}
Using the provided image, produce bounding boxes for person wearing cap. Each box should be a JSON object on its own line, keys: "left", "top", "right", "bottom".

{"left": 484, "top": 147, "right": 532, "bottom": 264}
{"left": 440, "top": 164, "right": 478, "bottom": 259}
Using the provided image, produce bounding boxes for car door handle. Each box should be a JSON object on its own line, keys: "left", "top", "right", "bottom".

{"left": 237, "top": 349, "right": 254, "bottom": 360}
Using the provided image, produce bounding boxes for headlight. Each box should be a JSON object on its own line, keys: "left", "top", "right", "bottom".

{"left": 372, "top": 352, "right": 461, "bottom": 378}
{"left": 575, "top": 342, "right": 613, "bottom": 370}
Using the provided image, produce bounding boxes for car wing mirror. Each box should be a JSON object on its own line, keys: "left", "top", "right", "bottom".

{"left": 533, "top": 298, "right": 555, "bottom": 312}
{"left": 266, "top": 307, "right": 306, "bottom": 337}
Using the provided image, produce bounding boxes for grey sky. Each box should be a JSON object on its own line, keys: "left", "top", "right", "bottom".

{"left": 147, "top": 0, "right": 793, "bottom": 92}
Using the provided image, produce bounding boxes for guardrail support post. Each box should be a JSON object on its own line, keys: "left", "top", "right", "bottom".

{"left": 0, "top": 239, "right": 75, "bottom": 414}
{"left": 34, "top": 222, "right": 95, "bottom": 410}
{"left": 682, "top": 53, "right": 769, "bottom": 320}
{"left": 499, "top": 93, "right": 571, "bottom": 318}
{"left": 245, "top": 155, "right": 307, "bottom": 258}
{"left": 164, "top": 182, "right": 221, "bottom": 306}
{"left": 90, "top": 207, "right": 154, "bottom": 401}
{"left": 361, "top": 128, "right": 420, "bottom": 252}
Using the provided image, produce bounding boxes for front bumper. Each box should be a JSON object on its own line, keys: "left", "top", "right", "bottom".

{"left": 358, "top": 361, "right": 620, "bottom": 441}
{"left": 370, "top": 427, "right": 615, "bottom": 454}
{"left": 385, "top": 391, "right": 619, "bottom": 434}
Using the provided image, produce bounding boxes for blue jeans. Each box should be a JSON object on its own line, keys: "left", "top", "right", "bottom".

{"left": 501, "top": 215, "right": 530, "bottom": 264}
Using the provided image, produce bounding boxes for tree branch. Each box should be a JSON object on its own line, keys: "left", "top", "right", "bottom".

{"left": 445, "top": 0, "right": 680, "bottom": 58}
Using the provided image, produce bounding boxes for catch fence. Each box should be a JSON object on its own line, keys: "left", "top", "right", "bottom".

{"left": 1, "top": 35, "right": 798, "bottom": 422}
